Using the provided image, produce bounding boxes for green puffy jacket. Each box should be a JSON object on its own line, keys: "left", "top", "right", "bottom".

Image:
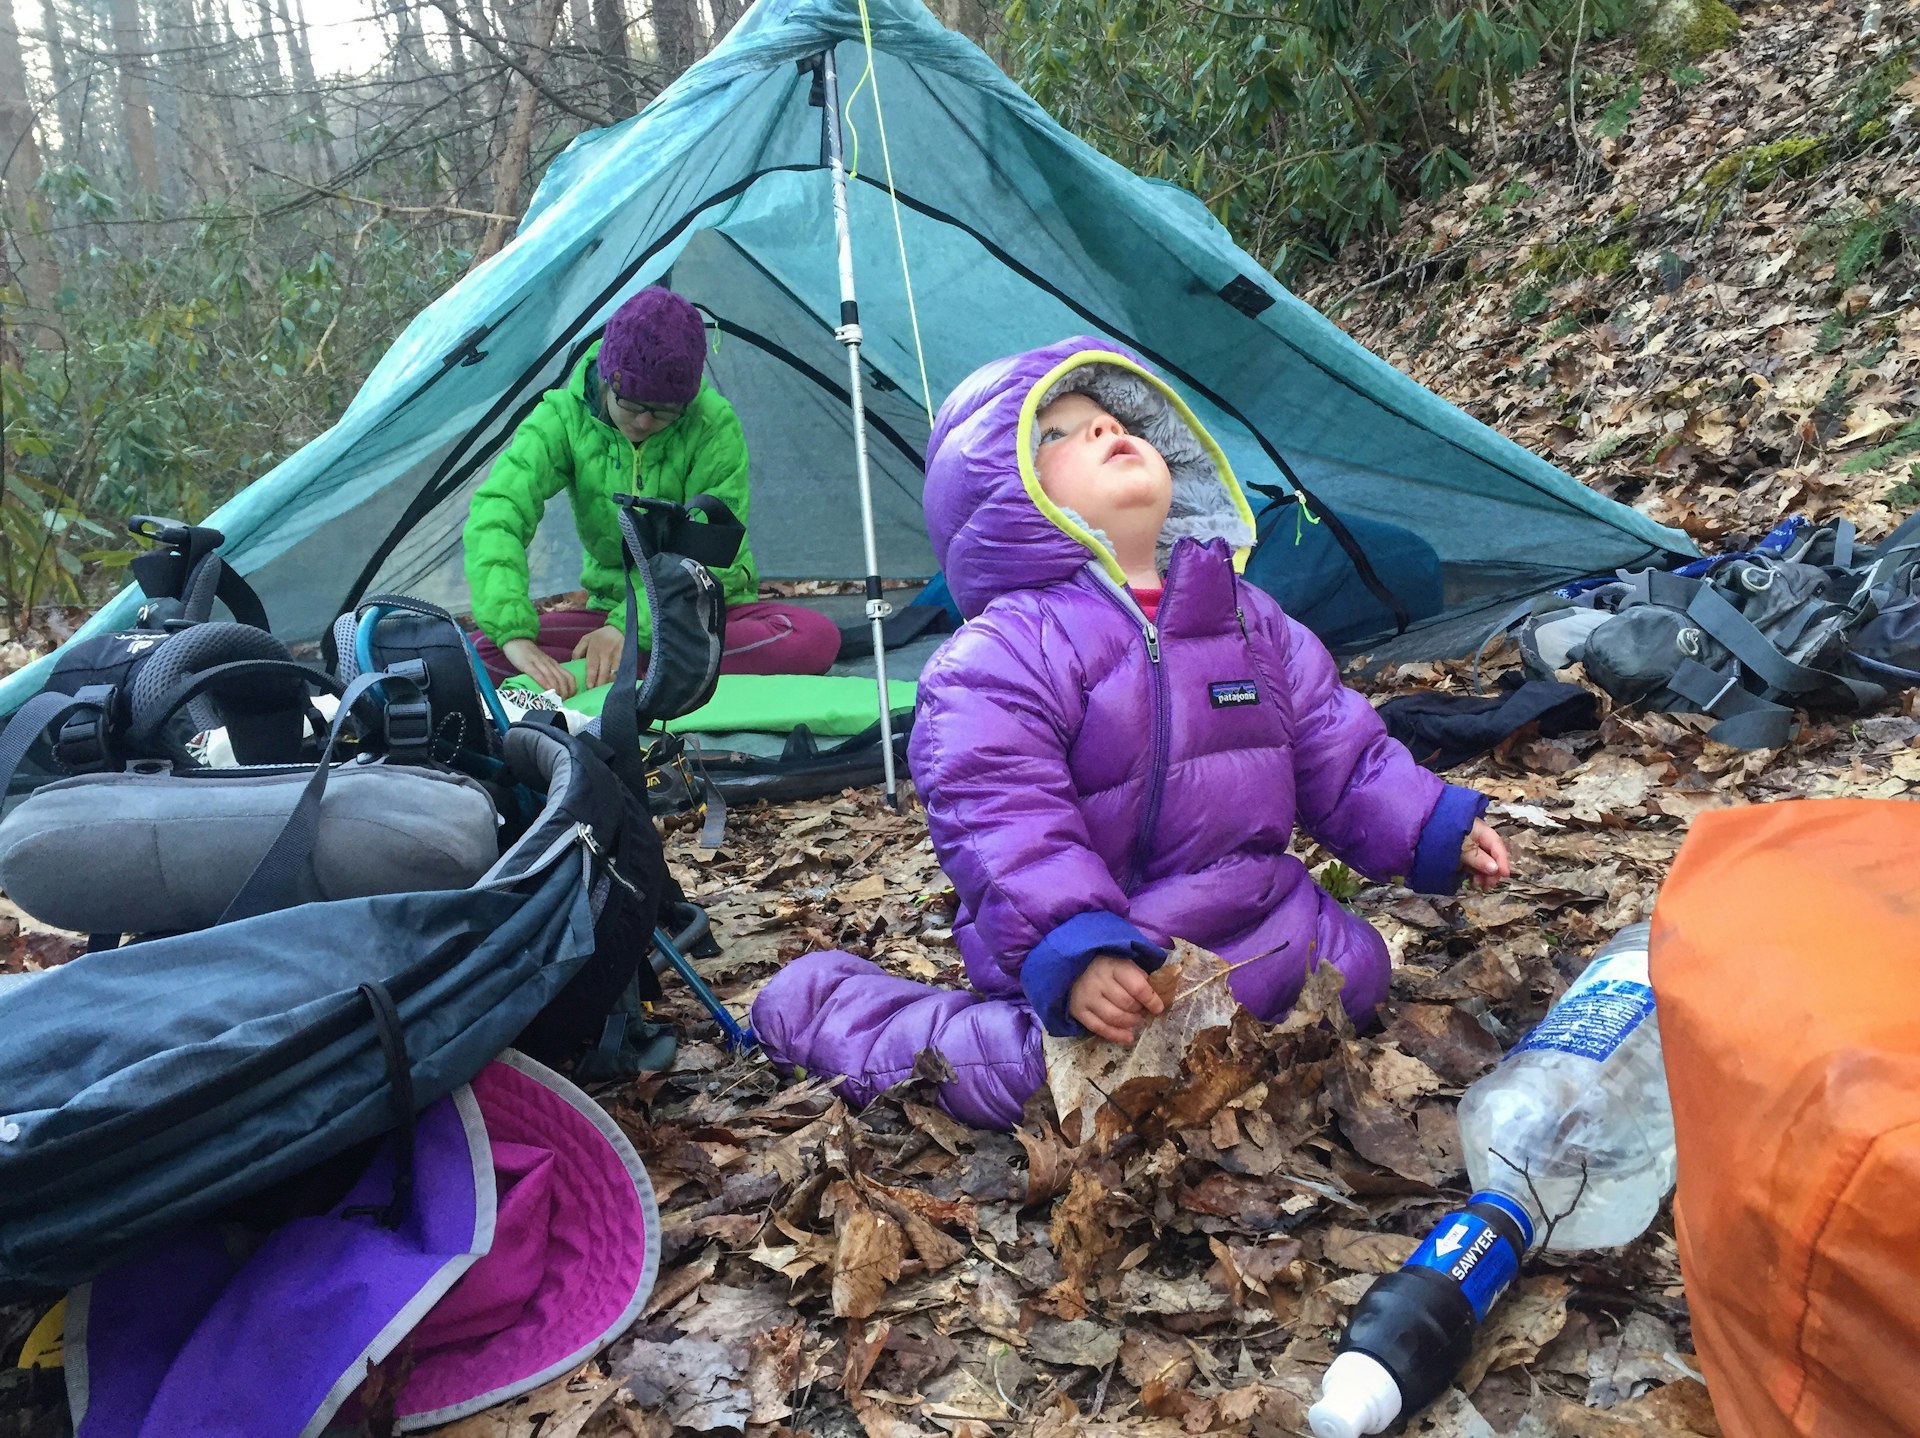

{"left": 464, "top": 341, "right": 756, "bottom": 648}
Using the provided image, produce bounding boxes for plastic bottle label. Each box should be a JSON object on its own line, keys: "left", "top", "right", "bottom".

{"left": 1512, "top": 952, "right": 1654, "bottom": 1063}
{"left": 1402, "top": 1210, "right": 1519, "bottom": 1323}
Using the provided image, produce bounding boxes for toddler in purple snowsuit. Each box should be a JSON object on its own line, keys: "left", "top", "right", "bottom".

{"left": 752, "top": 338, "right": 1509, "bottom": 1130}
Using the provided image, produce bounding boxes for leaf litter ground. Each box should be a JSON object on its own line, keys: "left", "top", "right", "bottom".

{"left": 5, "top": 1, "right": 1919, "bottom": 1432}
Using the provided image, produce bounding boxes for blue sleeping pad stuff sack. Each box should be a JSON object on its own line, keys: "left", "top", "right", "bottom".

{"left": 1244, "top": 495, "right": 1445, "bottom": 650}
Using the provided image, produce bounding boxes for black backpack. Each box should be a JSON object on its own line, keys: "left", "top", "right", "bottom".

{"left": 1513, "top": 512, "right": 1920, "bottom": 748}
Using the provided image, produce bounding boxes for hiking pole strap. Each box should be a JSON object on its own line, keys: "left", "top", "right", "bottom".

{"left": 217, "top": 668, "right": 418, "bottom": 924}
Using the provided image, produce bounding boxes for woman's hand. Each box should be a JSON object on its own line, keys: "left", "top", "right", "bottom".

{"left": 502, "top": 637, "right": 577, "bottom": 699}
{"left": 573, "top": 624, "right": 625, "bottom": 690}
{"left": 1460, "top": 818, "right": 1511, "bottom": 891}
{"left": 1068, "top": 954, "right": 1166, "bottom": 1045}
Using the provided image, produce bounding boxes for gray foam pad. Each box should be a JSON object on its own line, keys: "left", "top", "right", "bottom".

{"left": 0, "top": 761, "right": 500, "bottom": 935}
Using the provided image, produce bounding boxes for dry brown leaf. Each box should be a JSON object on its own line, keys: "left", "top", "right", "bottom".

{"left": 1043, "top": 1171, "right": 1117, "bottom": 1319}
{"left": 611, "top": 1337, "right": 752, "bottom": 1432}
{"left": 1324, "top": 1044, "right": 1449, "bottom": 1185}
{"left": 745, "top": 1324, "right": 803, "bottom": 1424}
{"left": 1382, "top": 1003, "right": 1505, "bottom": 1085}
{"left": 1460, "top": 1275, "right": 1571, "bottom": 1391}
{"left": 828, "top": 1183, "right": 906, "bottom": 1319}
{"left": 844, "top": 1317, "right": 892, "bottom": 1395}
{"left": 432, "top": 1367, "right": 621, "bottom": 1438}
{"left": 1322, "top": 1225, "right": 1421, "bottom": 1274}
{"left": 1042, "top": 941, "right": 1246, "bottom": 1142}
{"left": 1014, "top": 1123, "right": 1075, "bottom": 1206}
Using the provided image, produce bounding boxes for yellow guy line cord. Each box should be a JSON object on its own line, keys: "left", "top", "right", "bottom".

{"left": 845, "top": 0, "right": 936, "bottom": 426}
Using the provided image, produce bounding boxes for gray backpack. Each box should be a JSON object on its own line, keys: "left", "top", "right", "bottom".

{"left": 1513, "top": 513, "right": 1920, "bottom": 748}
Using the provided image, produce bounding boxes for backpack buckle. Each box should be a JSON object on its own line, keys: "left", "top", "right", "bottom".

{"left": 53, "top": 685, "right": 117, "bottom": 772}
{"left": 382, "top": 698, "right": 433, "bottom": 756}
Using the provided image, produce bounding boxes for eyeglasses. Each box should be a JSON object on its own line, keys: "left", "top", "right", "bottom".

{"left": 606, "top": 386, "right": 685, "bottom": 424}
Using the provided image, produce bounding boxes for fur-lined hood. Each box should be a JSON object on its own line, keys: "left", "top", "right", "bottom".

{"left": 923, "top": 338, "right": 1256, "bottom": 620}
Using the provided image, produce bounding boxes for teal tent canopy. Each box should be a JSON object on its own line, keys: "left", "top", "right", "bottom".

{"left": 0, "top": 0, "right": 1691, "bottom": 716}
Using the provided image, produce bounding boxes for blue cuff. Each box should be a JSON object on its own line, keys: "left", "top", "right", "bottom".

{"left": 1022, "top": 911, "right": 1168, "bottom": 1038}
{"left": 1407, "top": 784, "right": 1490, "bottom": 895}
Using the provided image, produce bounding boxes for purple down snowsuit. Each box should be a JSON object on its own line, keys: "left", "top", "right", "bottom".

{"left": 752, "top": 338, "right": 1486, "bottom": 1129}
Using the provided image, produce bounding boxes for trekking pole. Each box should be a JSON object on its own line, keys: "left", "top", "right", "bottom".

{"left": 809, "top": 46, "right": 901, "bottom": 809}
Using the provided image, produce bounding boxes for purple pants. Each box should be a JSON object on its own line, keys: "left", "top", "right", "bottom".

{"left": 751, "top": 899, "right": 1390, "bottom": 1132}
{"left": 470, "top": 603, "right": 842, "bottom": 684}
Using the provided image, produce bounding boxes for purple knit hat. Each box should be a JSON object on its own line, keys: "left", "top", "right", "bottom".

{"left": 596, "top": 287, "right": 708, "bottom": 405}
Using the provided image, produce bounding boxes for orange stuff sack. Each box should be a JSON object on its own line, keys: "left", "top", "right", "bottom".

{"left": 1651, "top": 799, "right": 1920, "bottom": 1438}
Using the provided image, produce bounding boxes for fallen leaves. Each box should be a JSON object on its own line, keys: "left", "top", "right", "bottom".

{"left": 826, "top": 1181, "right": 907, "bottom": 1319}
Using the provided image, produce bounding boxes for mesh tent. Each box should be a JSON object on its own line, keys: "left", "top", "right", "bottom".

{"left": 0, "top": 0, "right": 1692, "bottom": 718}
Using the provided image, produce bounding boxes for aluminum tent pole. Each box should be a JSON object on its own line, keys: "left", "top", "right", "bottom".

{"left": 815, "top": 45, "right": 899, "bottom": 807}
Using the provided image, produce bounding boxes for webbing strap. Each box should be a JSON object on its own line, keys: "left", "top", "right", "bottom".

{"left": 339, "top": 980, "right": 416, "bottom": 1232}
{"left": 1685, "top": 585, "right": 1831, "bottom": 697}
{"left": 1832, "top": 519, "right": 1856, "bottom": 571}
{"left": 217, "top": 669, "right": 410, "bottom": 924}
{"left": 0, "top": 688, "right": 113, "bottom": 800}
{"left": 596, "top": 511, "right": 661, "bottom": 805}
{"left": 180, "top": 553, "right": 271, "bottom": 631}
{"left": 1667, "top": 657, "right": 1797, "bottom": 750}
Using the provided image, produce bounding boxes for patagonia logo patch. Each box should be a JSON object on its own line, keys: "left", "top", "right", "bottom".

{"left": 1209, "top": 679, "right": 1259, "bottom": 708}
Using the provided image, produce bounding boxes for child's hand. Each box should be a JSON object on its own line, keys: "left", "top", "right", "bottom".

{"left": 1068, "top": 954, "right": 1166, "bottom": 1045}
{"left": 1460, "top": 818, "right": 1511, "bottom": 890}
{"left": 573, "top": 625, "right": 625, "bottom": 690}
{"left": 502, "top": 638, "right": 577, "bottom": 699}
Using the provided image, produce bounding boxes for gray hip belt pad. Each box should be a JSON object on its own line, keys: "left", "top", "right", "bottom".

{"left": 0, "top": 761, "right": 501, "bottom": 935}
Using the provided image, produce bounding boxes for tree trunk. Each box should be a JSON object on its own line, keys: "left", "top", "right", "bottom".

{"left": 474, "top": 0, "right": 567, "bottom": 264}
{"left": 192, "top": 0, "right": 243, "bottom": 190}
{"left": 255, "top": 0, "right": 285, "bottom": 83}
{"left": 707, "top": 0, "right": 750, "bottom": 44}
{"left": 37, "top": 0, "right": 83, "bottom": 165}
{"left": 930, "top": 0, "right": 990, "bottom": 44}
{"left": 0, "top": 0, "right": 62, "bottom": 327}
{"left": 594, "top": 0, "right": 637, "bottom": 117}
{"left": 107, "top": 0, "right": 159, "bottom": 192}
{"left": 650, "top": 0, "right": 705, "bottom": 80}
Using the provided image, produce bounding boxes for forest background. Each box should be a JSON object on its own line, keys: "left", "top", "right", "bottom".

{"left": 7, "top": 0, "right": 1892, "bottom": 640}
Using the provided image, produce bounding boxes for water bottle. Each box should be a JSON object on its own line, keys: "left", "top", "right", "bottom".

{"left": 1308, "top": 923, "right": 1675, "bottom": 1438}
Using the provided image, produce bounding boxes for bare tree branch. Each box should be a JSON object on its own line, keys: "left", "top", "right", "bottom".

{"left": 426, "top": 0, "right": 612, "bottom": 127}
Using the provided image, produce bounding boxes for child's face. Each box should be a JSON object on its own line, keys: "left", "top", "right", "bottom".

{"left": 1033, "top": 393, "right": 1173, "bottom": 532}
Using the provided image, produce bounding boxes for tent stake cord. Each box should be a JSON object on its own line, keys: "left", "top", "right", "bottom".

{"left": 818, "top": 46, "right": 900, "bottom": 809}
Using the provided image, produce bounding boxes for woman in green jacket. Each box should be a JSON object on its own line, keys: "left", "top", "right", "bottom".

{"left": 464, "top": 287, "right": 840, "bottom": 698}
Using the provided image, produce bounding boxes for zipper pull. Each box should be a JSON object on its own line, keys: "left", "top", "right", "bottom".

{"left": 1145, "top": 623, "right": 1161, "bottom": 663}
